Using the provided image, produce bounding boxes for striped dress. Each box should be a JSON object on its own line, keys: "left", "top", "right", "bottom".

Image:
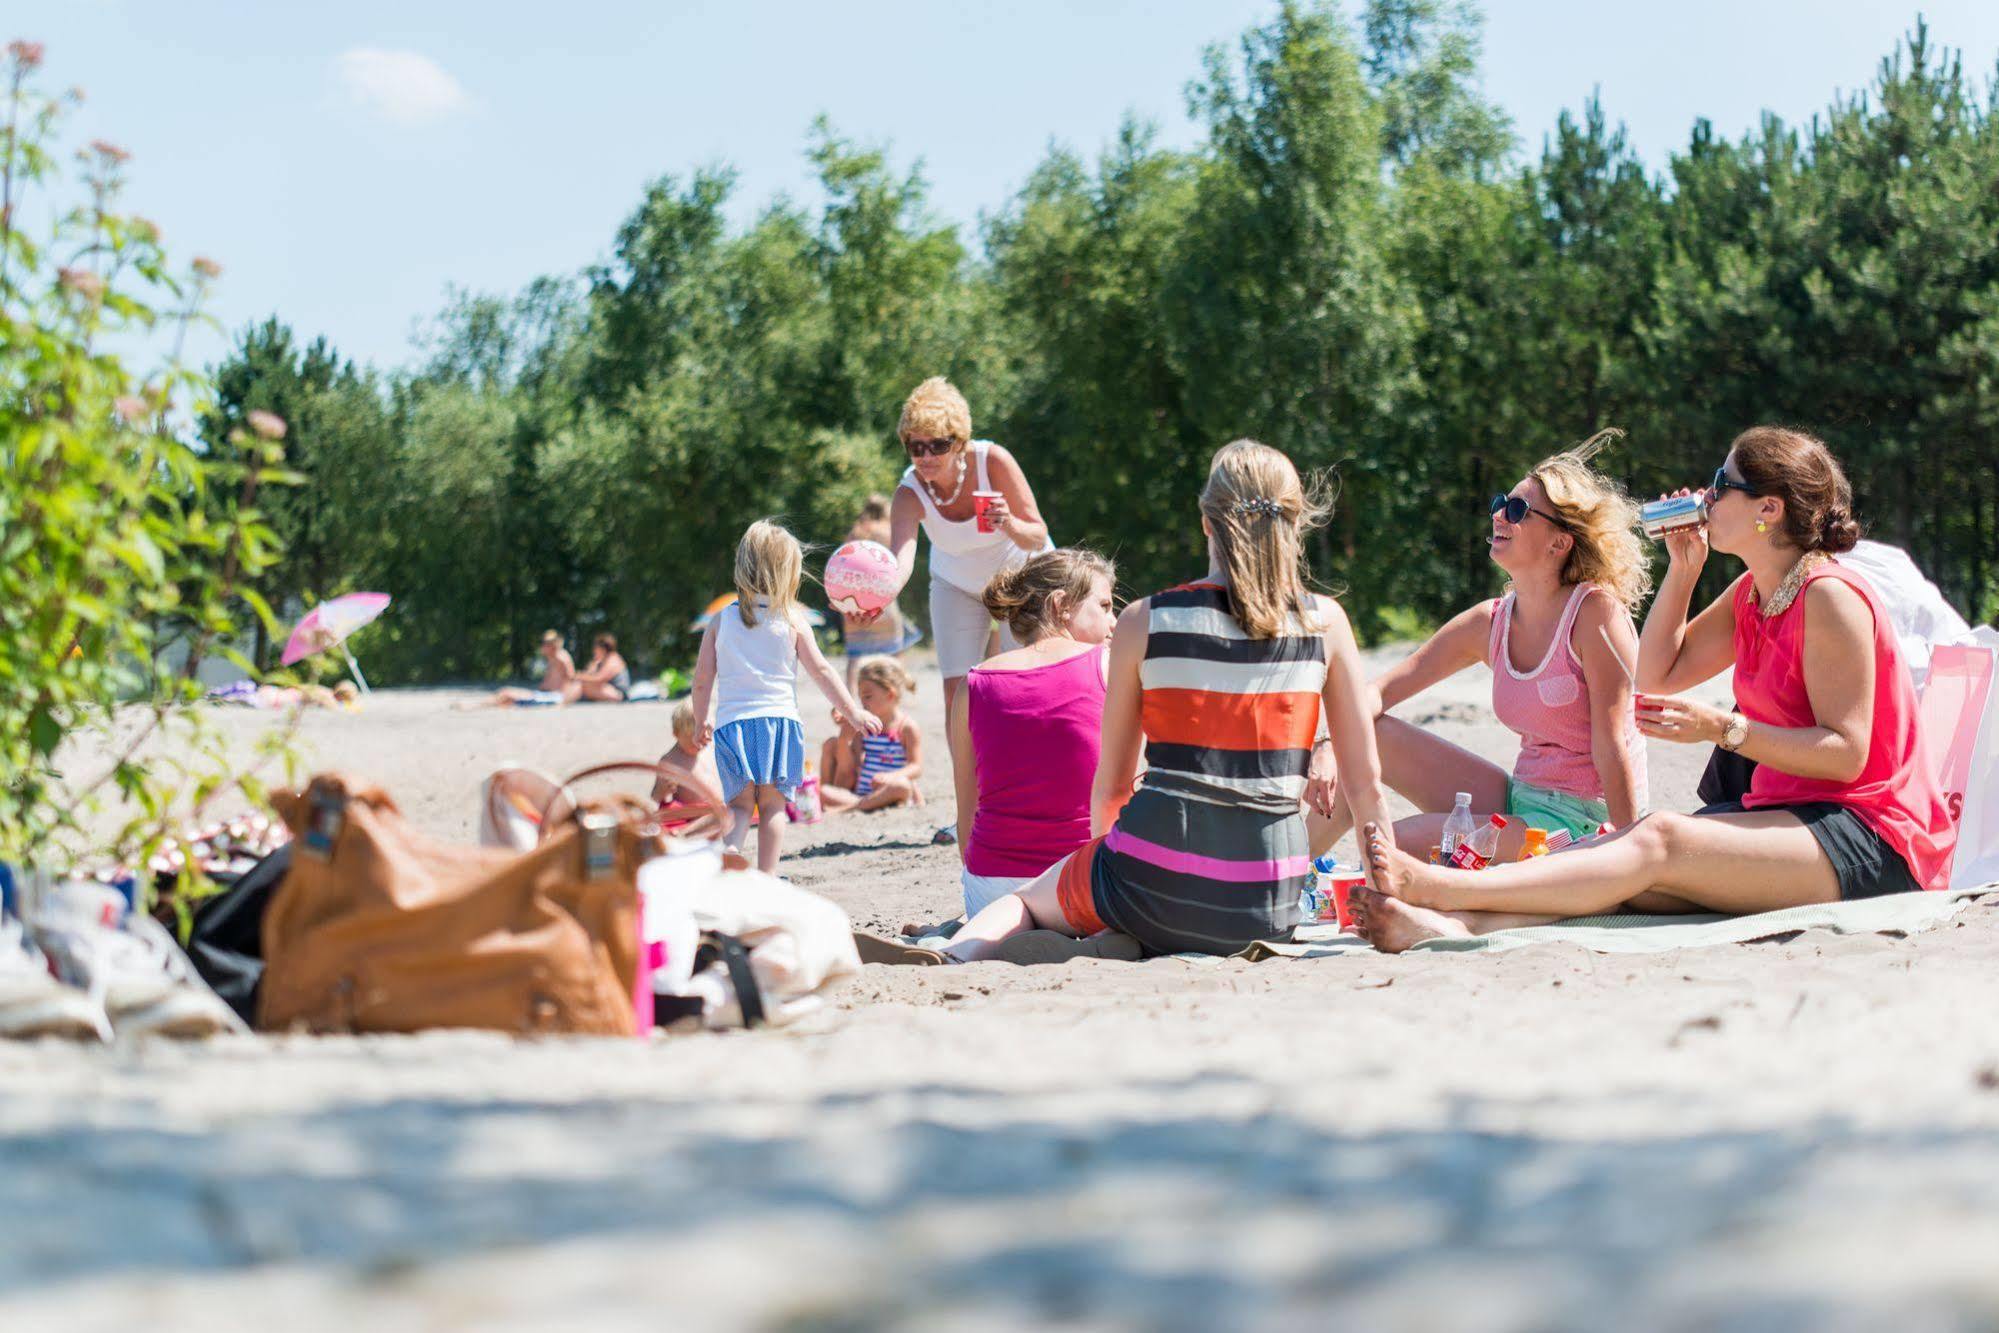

{"left": 1056, "top": 581, "right": 1326, "bottom": 954}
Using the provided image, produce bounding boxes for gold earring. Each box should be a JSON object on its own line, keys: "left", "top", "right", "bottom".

{"left": 1756, "top": 520, "right": 1768, "bottom": 533}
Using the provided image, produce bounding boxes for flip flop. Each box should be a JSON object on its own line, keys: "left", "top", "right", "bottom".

{"left": 996, "top": 929, "right": 1143, "bottom": 965}
{"left": 852, "top": 932, "right": 950, "bottom": 966}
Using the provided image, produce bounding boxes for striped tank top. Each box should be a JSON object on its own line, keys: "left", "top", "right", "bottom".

{"left": 1090, "top": 581, "right": 1327, "bottom": 953}
{"left": 855, "top": 730, "right": 908, "bottom": 796}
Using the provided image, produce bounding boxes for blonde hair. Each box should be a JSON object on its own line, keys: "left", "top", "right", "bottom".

{"left": 1525, "top": 429, "right": 1652, "bottom": 611}
{"left": 854, "top": 655, "right": 917, "bottom": 698}
{"left": 670, "top": 698, "right": 699, "bottom": 744}
{"left": 734, "top": 519, "right": 804, "bottom": 628}
{"left": 983, "top": 548, "right": 1114, "bottom": 643}
{"left": 1199, "top": 440, "right": 1328, "bottom": 639}
{"left": 897, "top": 377, "right": 971, "bottom": 445}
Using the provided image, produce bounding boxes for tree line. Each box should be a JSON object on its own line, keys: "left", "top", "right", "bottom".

{"left": 208, "top": 2, "right": 1999, "bottom": 685}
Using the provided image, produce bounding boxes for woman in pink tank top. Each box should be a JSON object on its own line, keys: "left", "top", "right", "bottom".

{"left": 1356, "top": 427, "right": 1958, "bottom": 953}
{"left": 950, "top": 550, "right": 1117, "bottom": 916}
{"left": 1310, "top": 432, "right": 1650, "bottom": 859}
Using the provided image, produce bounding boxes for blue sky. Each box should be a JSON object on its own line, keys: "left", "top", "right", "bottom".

{"left": 18, "top": 1, "right": 1999, "bottom": 374}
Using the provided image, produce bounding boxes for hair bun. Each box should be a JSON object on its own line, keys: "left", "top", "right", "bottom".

{"left": 981, "top": 565, "right": 1030, "bottom": 623}
{"left": 1818, "top": 507, "right": 1860, "bottom": 554}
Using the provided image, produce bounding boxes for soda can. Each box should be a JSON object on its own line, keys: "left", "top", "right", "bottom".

{"left": 1639, "top": 493, "right": 1709, "bottom": 540}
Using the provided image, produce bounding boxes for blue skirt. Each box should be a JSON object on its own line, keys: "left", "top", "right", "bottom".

{"left": 713, "top": 716, "right": 806, "bottom": 800}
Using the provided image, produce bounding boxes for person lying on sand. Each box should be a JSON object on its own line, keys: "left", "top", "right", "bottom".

{"left": 480, "top": 631, "right": 575, "bottom": 707}
{"left": 1308, "top": 431, "right": 1649, "bottom": 859}
{"left": 856, "top": 438, "right": 1394, "bottom": 964}
{"left": 1350, "top": 427, "right": 1957, "bottom": 953}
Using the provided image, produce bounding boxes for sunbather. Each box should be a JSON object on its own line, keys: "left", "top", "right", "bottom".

{"left": 1354, "top": 426, "right": 1958, "bottom": 952}
{"left": 1309, "top": 431, "right": 1649, "bottom": 857}
{"left": 565, "top": 634, "right": 631, "bottom": 703}
{"left": 485, "top": 630, "right": 576, "bottom": 707}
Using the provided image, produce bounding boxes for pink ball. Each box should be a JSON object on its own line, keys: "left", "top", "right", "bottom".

{"left": 825, "top": 540, "right": 899, "bottom": 616}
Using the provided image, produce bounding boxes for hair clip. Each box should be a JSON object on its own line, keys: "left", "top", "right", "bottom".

{"left": 1233, "top": 497, "right": 1283, "bottom": 518}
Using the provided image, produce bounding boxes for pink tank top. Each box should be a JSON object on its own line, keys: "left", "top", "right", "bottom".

{"left": 1731, "top": 564, "right": 1956, "bottom": 890}
{"left": 1488, "top": 583, "right": 1646, "bottom": 803}
{"left": 964, "top": 645, "right": 1106, "bottom": 877}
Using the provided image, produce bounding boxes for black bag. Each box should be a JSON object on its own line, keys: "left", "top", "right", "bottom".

{"left": 185, "top": 843, "right": 290, "bottom": 1024}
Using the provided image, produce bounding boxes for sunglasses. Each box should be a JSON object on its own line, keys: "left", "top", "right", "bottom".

{"left": 1709, "top": 465, "right": 1758, "bottom": 499}
{"left": 904, "top": 437, "right": 957, "bottom": 458}
{"left": 1489, "top": 494, "right": 1568, "bottom": 530}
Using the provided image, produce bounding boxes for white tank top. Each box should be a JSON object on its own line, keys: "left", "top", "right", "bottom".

{"left": 899, "top": 441, "right": 1051, "bottom": 595}
{"left": 714, "top": 600, "right": 801, "bottom": 727}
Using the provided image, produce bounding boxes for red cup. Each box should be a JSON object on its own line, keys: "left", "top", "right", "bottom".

{"left": 1327, "top": 870, "right": 1365, "bottom": 929}
{"left": 973, "top": 490, "right": 1002, "bottom": 533}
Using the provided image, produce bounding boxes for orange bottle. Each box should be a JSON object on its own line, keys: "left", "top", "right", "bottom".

{"left": 1519, "top": 827, "right": 1550, "bottom": 859}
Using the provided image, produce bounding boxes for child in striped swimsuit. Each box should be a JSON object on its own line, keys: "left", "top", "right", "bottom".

{"left": 824, "top": 657, "right": 925, "bottom": 813}
{"left": 853, "top": 439, "right": 1397, "bottom": 964}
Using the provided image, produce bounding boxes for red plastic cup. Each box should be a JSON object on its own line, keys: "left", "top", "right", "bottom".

{"left": 1327, "top": 870, "right": 1365, "bottom": 929}
{"left": 973, "top": 490, "right": 1003, "bottom": 533}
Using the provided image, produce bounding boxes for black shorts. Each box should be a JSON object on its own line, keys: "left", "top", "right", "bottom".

{"left": 1695, "top": 800, "right": 1921, "bottom": 900}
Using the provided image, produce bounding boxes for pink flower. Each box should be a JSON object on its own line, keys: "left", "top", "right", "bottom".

{"left": 88, "top": 139, "right": 131, "bottom": 166}
{"left": 114, "top": 395, "right": 149, "bottom": 422}
{"left": 57, "top": 266, "right": 106, "bottom": 300}
{"left": 6, "top": 40, "right": 45, "bottom": 71}
{"left": 128, "top": 215, "right": 160, "bottom": 243}
{"left": 246, "top": 409, "right": 287, "bottom": 440}
{"left": 191, "top": 256, "right": 222, "bottom": 280}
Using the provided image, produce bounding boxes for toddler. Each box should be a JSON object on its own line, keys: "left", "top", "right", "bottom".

{"left": 822, "top": 656, "right": 924, "bottom": 813}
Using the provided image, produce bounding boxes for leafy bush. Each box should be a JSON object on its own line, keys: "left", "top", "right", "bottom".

{"left": 1, "top": 39, "right": 294, "bottom": 874}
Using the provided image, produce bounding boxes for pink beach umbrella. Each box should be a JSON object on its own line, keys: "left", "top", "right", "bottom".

{"left": 281, "top": 592, "right": 391, "bottom": 693}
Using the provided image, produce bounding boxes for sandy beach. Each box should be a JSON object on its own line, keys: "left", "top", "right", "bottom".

{"left": 9, "top": 646, "right": 1999, "bottom": 1330}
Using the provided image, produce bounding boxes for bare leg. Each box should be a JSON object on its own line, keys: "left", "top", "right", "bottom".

{"left": 723, "top": 789, "right": 757, "bottom": 857}
{"left": 853, "top": 775, "right": 918, "bottom": 811}
{"left": 819, "top": 784, "right": 860, "bottom": 814}
{"left": 943, "top": 854, "right": 1087, "bottom": 962}
{"left": 754, "top": 786, "right": 788, "bottom": 876}
{"left": 1364, "top": 809, "right": 1840, "bottom": 919}
{"left": 1312, "top": 715, "right": 1511, "bottom": 851}
{"left": 1349, "top": 888, "right": 1569, "bottom": 954}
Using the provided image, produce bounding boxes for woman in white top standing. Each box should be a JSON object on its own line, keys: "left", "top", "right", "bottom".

{"left": 691, "top": 520, "right": 877, "bottom": 875}
{"left": 875, "top": 378, "right": 1053, "bottom": 834}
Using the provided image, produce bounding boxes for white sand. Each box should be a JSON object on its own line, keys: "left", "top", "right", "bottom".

{"left": 9, "top": 649, "right": 1999, "bottom": 1330}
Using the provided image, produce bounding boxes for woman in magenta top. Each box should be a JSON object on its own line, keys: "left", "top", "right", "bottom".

{"left": 1356, "top": 426, "right": 1956, "bottom": 952}
{"left": 950, "top": 549, "right": 1116, "bottom": 916}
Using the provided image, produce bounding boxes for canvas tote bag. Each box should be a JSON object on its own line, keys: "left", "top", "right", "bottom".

{"left": 258, "top": 768, "right": 716, "bottom": 1035}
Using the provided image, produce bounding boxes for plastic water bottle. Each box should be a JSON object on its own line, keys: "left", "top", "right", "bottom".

{"left": 1440, "top": 792, "right": 1476, "bottom": 863}
{"left": 1449, "top": 814, "right": 1512, "bottom": 870}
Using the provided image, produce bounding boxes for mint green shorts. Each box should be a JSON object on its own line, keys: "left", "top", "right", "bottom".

{"left": 1506, "top": 778, "right": 1611, "bottom": 842}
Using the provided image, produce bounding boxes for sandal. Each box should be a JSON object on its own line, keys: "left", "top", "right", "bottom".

{"left": 851, "top": 931, "right": 950, "bottom": 966}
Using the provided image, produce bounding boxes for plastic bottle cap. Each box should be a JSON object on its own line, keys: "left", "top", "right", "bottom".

{"left": 1455, "top": 792, "right": 1471, "bottom": 804}
{"left": 1489, "top": 814, "right": 1510, "bottom": 827}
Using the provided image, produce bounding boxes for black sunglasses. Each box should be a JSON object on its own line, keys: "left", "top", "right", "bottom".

{"left": 1489, "top": 494, "right": 1568, "bottom": 530}
{"left": 1709, "top": 465, "right": 1758, "bottom": 499}
{"left": 904, "top": 437, "right": 957, "bottom": 458}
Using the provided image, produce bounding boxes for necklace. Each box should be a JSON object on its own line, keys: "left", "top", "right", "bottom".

{"left": 923, "top": 455, "right": 967, "bottom": 506}
{"left": 1760, "top": 551, "right": 1828, "bottom": 619}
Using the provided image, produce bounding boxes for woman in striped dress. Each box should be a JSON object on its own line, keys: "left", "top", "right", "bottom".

{"left": 860, "top": 439, "right": 1395, "bottom": 961}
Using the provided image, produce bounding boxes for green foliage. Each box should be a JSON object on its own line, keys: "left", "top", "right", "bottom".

{"left": 208, "top": 8, "right": 1999, "bottom": 684}
{"left": 1, "top": 41, "right": 295, "bottom": 869}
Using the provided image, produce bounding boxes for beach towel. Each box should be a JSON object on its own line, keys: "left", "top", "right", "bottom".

{"left": 1230, "top": 883, "right": 1997, "bottom": 960}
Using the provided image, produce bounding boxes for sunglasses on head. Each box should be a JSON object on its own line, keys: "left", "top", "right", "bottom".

{"left": 1489, "top": 494, "right": 1568, "bottom": 530}
{"left": 1709, "top": 465, "right": 1758, "bottom": 499}
{"left": 905, "top": 437, "right": 957, "bottom": 458}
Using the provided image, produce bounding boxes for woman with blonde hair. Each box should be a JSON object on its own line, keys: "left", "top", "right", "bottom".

{"left": 1355, "top": 427, "right": 1956, "bottom": 951}
{"left": 859, "top": 440, "right": 1394, "bottom": 961}
{"left": 871, "top": 378, "right": 1053, "bottom": 838}
{"left": 1312, "top": 431, "right": 1650, "bottom": 859}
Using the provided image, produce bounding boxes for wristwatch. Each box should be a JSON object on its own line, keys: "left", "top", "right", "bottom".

{"left": 1718, "top": 712, "right": 1749, "bottom": 752}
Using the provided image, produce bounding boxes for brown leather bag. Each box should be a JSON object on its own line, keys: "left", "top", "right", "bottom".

{"left": 257, "top": 765, "right": 723, "bottom": 1036}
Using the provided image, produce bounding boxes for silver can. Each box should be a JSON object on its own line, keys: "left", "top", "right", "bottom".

{"left": 1639, "top": 493, "right": 1709, "bottom": 539}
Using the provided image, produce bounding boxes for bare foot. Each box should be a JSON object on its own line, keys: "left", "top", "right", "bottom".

{"left": 1350, "top": 887, "right": 1468, "bottom": 955}
{"left": 1363, "top": 822, "right": 1453, "bottom": 910}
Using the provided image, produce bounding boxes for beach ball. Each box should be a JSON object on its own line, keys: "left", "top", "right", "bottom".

{"left": 825, "top": 540, "right": 899, "bottom": 616}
